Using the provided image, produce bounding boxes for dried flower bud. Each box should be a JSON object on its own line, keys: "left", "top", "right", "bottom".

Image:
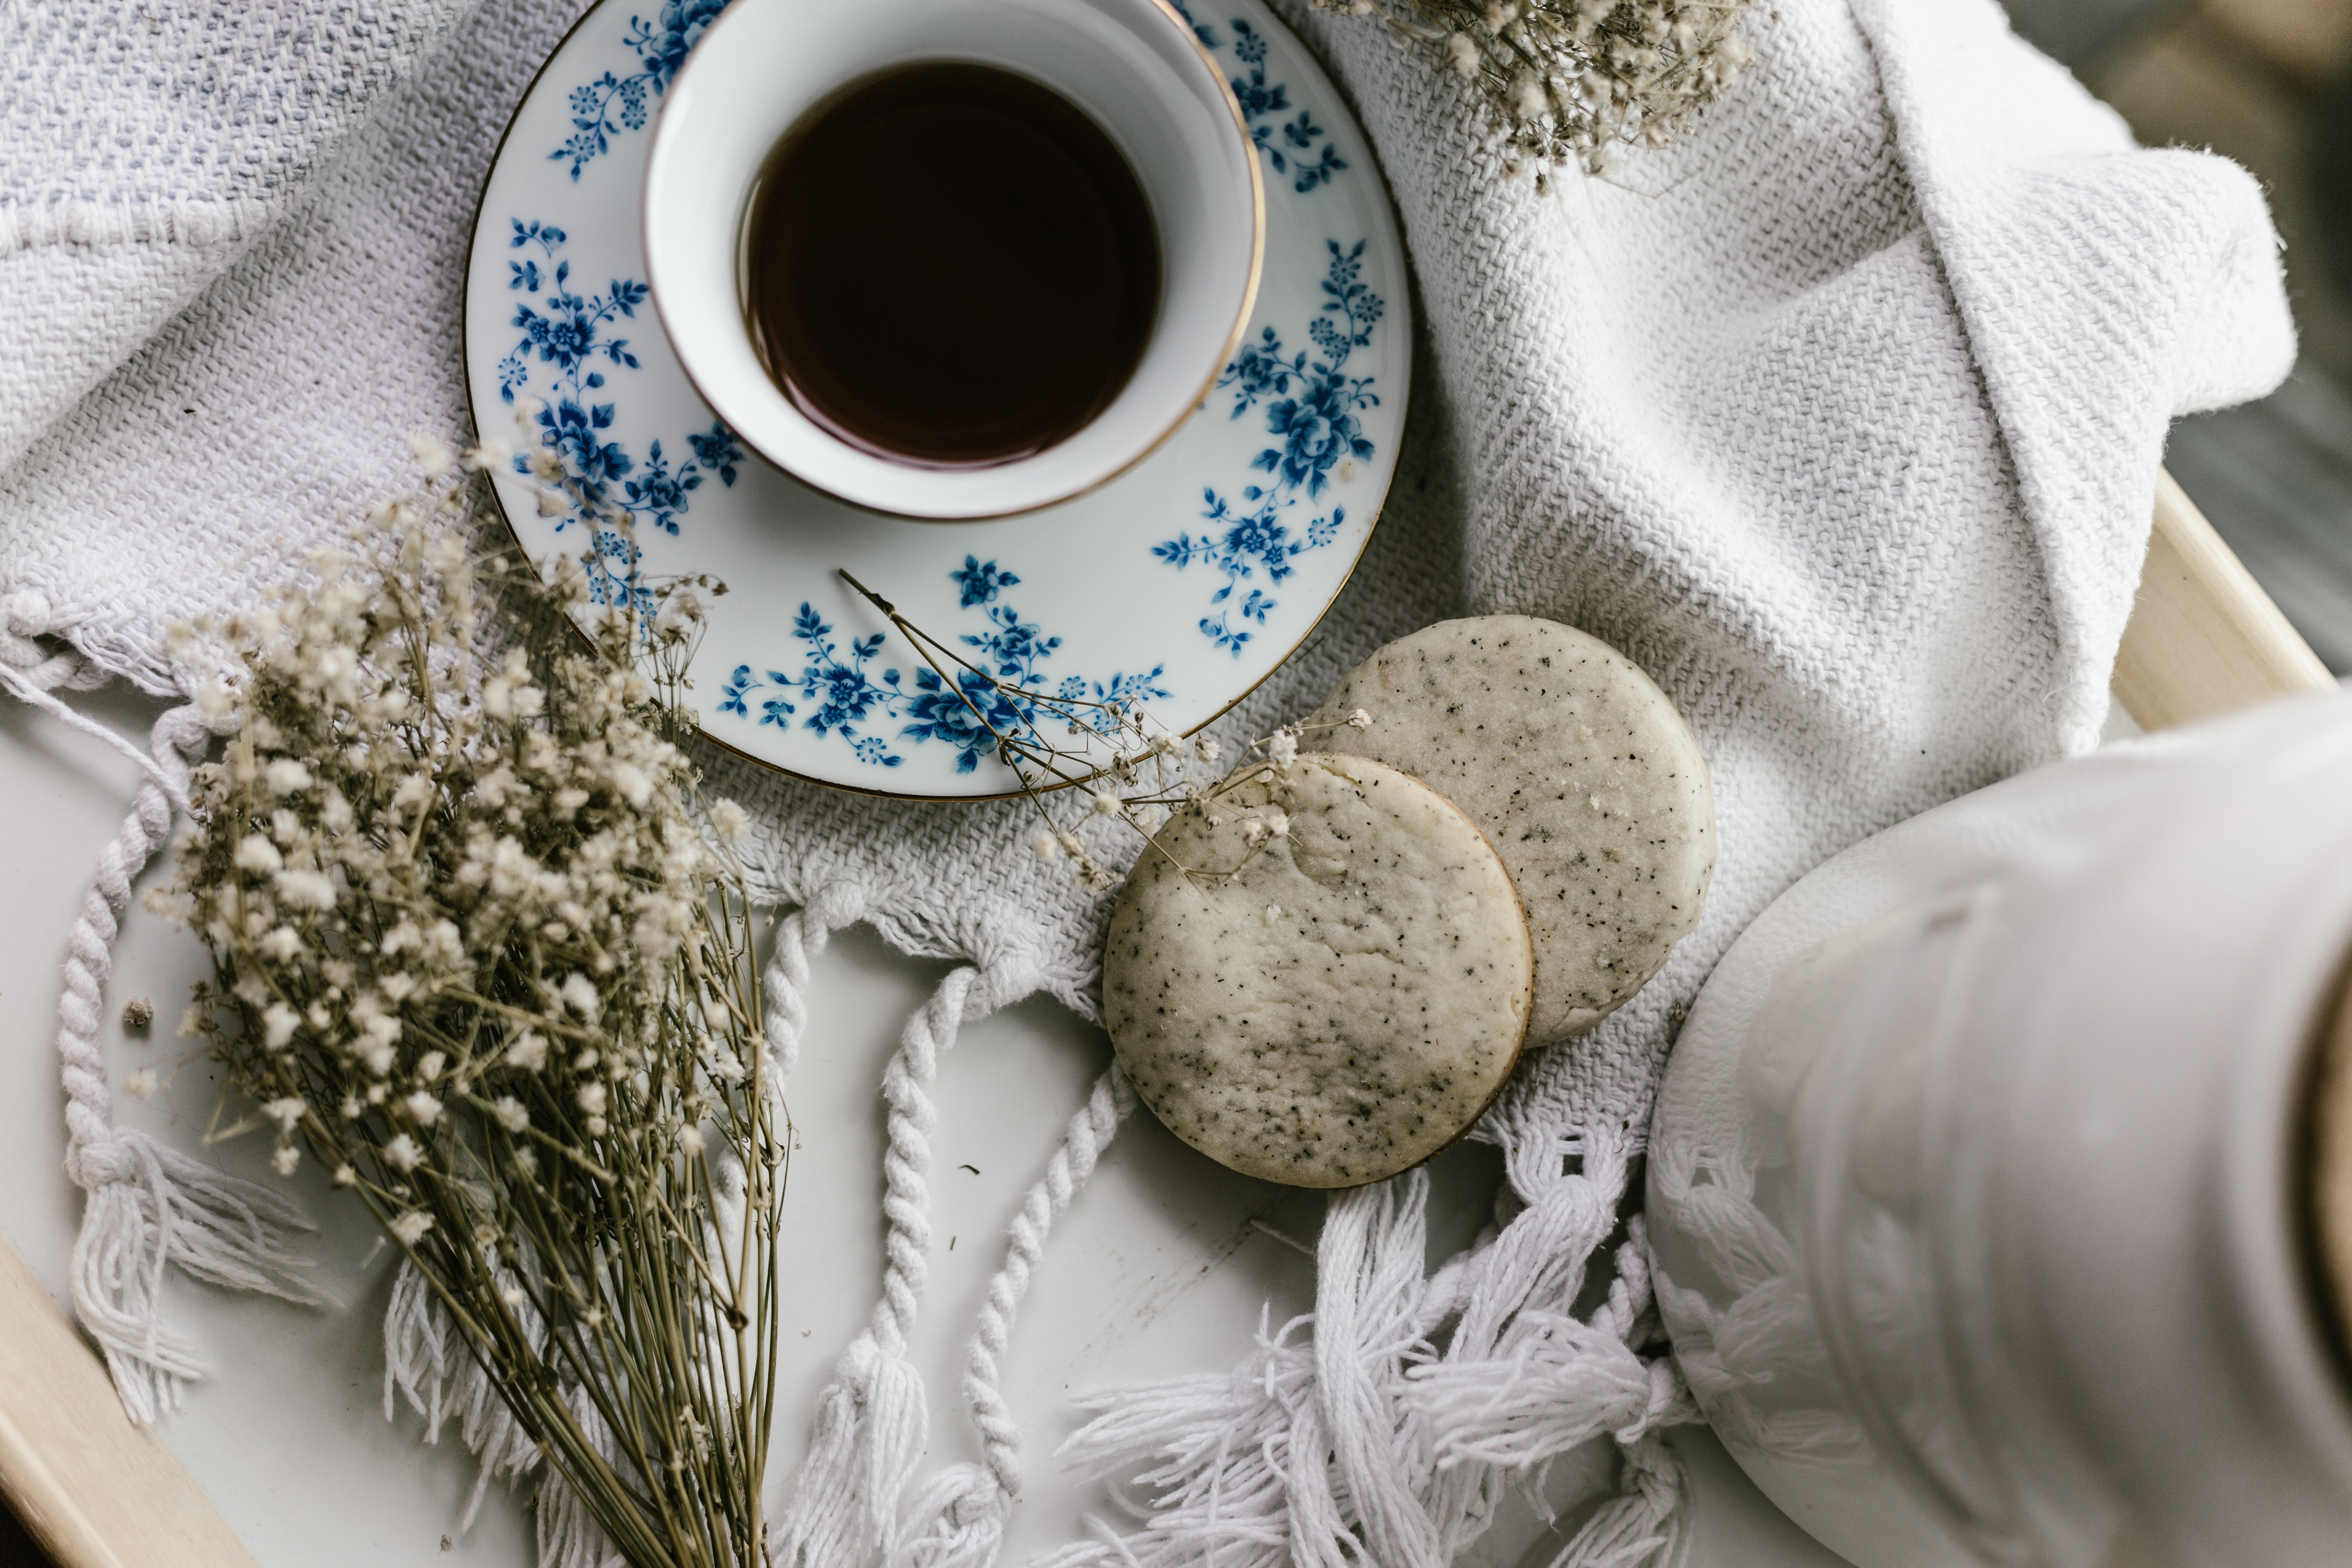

{"left": 234, "top": 834, "right": 283, "bottom": 875}
{"left": 408, "top": 434, "right": 457, "bottom": 476}
{"left": 390, "top": 1210, "right": 434, "bottom": 1245}
{"left": 124, "top": 1068, "right": 160, "bottom": 1100}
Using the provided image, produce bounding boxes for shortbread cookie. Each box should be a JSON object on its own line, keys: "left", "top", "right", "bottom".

{"left": 1309, "top": 616, "right": 1712, "bottom": 1045}
{"left": 1105, "top": 753, "right": 1532, "bottom": 1188}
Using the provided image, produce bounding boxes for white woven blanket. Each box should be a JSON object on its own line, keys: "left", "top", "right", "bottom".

{"left": 0, "top": 0, "right": 2293, "bottom": 1562}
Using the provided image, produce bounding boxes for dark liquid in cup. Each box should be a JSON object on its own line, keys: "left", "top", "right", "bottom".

{"left": 741, "top": 61, "right": 1162, "bottom": 470}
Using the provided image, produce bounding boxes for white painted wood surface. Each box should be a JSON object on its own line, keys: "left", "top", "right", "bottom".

{"left": 0, "top": 687, "right": 1843, "bottom": 1566}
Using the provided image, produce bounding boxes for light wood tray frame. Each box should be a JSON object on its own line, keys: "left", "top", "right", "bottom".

{"left": 0, "top": 470, "right": 2335, "bottom": 1567}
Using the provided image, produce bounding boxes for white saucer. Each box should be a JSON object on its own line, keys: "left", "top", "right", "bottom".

{"left": 464, "top": 0, "right": 1411, "bottom": 799}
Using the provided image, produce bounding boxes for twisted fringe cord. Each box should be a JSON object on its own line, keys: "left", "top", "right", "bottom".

{"left": 1, "top": 603, "right": 325, "bottom": 1422}
{"left": 766, "top": 882, "right": 958, "bottom": 1567}
{"left": 891, "top": 1064, "right": 1138, "bottom": 1568}
{"left": 1042, "top": 1123, "right": 1691, "bottom": 1568}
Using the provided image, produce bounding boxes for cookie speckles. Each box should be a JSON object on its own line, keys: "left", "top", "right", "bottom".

{"left": 1104, "top": 753, "right": 1533, "bottom": 1188}
{"left": 1308, "top": 615, "right": 1714, "bottom": 1046}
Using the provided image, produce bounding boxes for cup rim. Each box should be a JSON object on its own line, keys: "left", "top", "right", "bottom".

{"left": 642, "top": 0, "right": 1265, "bottom": 522}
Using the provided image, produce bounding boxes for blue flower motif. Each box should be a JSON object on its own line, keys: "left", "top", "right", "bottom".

{"left": 624, "top": 439, "right": 701, "bottom": 535}
{"left": 1165, "top": 0, "right": 1222, "bottom": 49}
{"left": 950, "top": 556, "right": 1021, "bottom": 608}
{"left": 718, "top": 559, "right": 1171, "bottom": 770}
{"left": 963, "top": 604, "right": 1060, "bottom": 685}
{"left": 717, "top": 665, "right": 754, "bottom": 717}
{"left": 552, "top": 0, "right": 733, "bottom": 180}
{"left": 686, "top": 421, "right": 744, "bottom": 487}
{"left": 1157, "top": 238, "right": 1382, "bottom": 653}
{"left": 901, "top": 667, "right": 1024, "bottom": 774}
{"left": 498, "top": 222, "right": 742, "bottom": 608}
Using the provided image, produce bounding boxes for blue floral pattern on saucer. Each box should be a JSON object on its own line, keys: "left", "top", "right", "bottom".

{"left": 1155, "top": 239, "right": 1383, "bottom": 654}
{"left": 467, "top": 0, "right": 1409, "bottom": 797}
{"left": 713, "top": 559, "right": 1170, "bottom": 772}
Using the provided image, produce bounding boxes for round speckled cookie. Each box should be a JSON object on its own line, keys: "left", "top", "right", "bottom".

{"left": 1308, "top": 616, "right": 1712, "bottom": 1047}
{"left": 1104, "top": 753, "right": 1533, "bottom": 1188}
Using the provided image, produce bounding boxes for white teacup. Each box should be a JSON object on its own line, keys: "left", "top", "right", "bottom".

{"left": 643, "top": 0, "right": 1263, "bottom": 521}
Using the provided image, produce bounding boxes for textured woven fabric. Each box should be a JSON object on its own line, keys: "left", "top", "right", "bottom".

{"left": 0, "top": 0, "right": 2294, "bottom": 1560}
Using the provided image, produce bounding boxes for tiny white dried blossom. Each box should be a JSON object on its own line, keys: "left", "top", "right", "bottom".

{"left": 709, "top": 798, "right": 750, "bottom": 845}
{"left": 577, "top": 1082, "right": 608, "bottom": 1116}
{"left": 262, "top": 1096, "right": 307, "bottom": 1132}
{"left": 124, "top": 1068, "right": 160, "bottom": 1100}
{"left": 264, "top": 758, "right": 314, "bottom": 793}
{"left": 1266, "top": 730, "right": 1300, "bottom": 771}
{"left": 416, "top": 1049, "right": 445, "bottom": 1082}
{"left": 273, "top": 1145, "right": 302, "bottom": 1176}
{"left": 506, "top": 1031, "right": 549, "bottom": 1071}
{"left": 560, "top": 971, "right": 600, "bottom": 1021}
{"left": 1029, "top": 829, "right": 1061, "bottom": 861}
{"left": 492, "top": 1096, "right": 530, "bottom": 1133}
{"left": 383, "top": 1133, "right": 426, "bottom": 1173}
{"left": 678, "top": 1124, "right": 705, "bottom": 1155}
{"left": 275, "top": 867, "right": 337, "bottom": 910}
{"left": 1194, "top": 737, "right": 1221, "bottom": 764}
{"left": 1090, "top": 789, "right": 1121, "bottom": 817}
{"left": 261, "top": 1002, "right": 300, "bottom": 1050}
{"left": 234, "top": 834, "right": 283, "bottom": 875}
{"left": 390, "top": 1210, "right": 434, "bottom": 1246}
{"left": 1347, "top": 707, "right": 1373, "bottom": 729}
{"left": 408, "top": 434, "right": 457, "bottom": 476}
{"left": 1448, "top": 30, "right": 1482, "bottom": 73}
{"left": 332, "top": 1163, "right": 357, "bottom": 1187}
{"left": 402, "top": 1091, "right": 444, "bottom": 1126}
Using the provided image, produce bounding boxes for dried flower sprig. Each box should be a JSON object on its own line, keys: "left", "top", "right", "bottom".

{"left": 154, "top": 454, "right": 780, "bottom": 1568}
{"left": 837, "top": 570, "right": 1370, "bottom": 891}
{"left": 1314, "top": 0, "right": 1757, "bottom": 181}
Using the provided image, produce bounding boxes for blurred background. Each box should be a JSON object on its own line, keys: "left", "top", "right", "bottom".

{"left": 2003, "top": 0, "right": 2352, "bottom": 670}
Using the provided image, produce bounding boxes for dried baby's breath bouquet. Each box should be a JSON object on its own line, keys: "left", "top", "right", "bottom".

{"left": 153, "top": 453, "right": 779, "bottom": 1568}
{"left": 1317, "top": 0, "right": 1756, "bottom": 180}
